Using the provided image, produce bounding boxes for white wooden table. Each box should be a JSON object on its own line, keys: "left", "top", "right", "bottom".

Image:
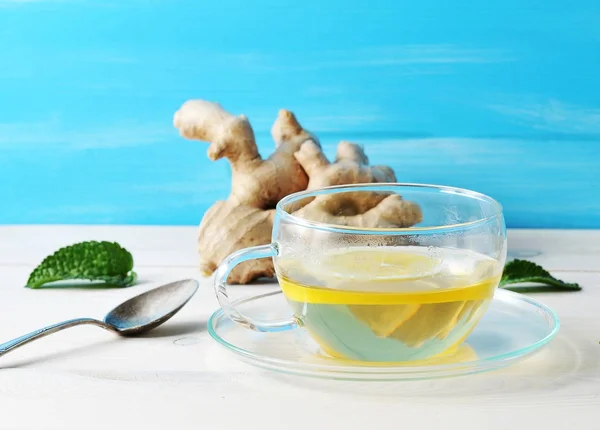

{"left": 0, "top": 226, "right": 598, "bottom": 430}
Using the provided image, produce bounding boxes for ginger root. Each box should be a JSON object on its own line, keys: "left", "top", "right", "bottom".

{"left": 174, "top": 100, "right": 422, "bottom": 284}
{"left": 174, "top": 101, "right": 316, "bottom": 282}
{"left": 271, "top": 109, "right": 318, "bottom": 149}
{"left": 292, "top": 140, "right": 422, "bottom": 227}
{"left": 197, "top": 201, "right": 275, "bottom": 283}
{"left": 174, "top": 101, "right": 312, "bottom": 208}
{"left": 293, "top": 194, "right": 422, "bottom": 228}
{"left": 297, "top": 140, "right": 395, "bottom": 191}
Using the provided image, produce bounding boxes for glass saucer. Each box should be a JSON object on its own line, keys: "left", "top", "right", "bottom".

{"left": 208, "top": 289, "right": 559, "bottom": 381}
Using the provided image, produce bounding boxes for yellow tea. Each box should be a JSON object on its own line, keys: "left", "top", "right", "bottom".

{"left": 276, "top": 246, "right": 501, "bottom": 362}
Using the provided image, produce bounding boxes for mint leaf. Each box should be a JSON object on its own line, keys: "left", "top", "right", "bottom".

{"left": 500, "top": 259, "right": 581, "bottom": 292}
{"left": 26, "top": 241, "right": 137, "bottom": 289}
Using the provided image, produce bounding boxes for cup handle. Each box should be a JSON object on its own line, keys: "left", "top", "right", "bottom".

{"left": 214, "top": 243, "right": 298, "bottom": 332}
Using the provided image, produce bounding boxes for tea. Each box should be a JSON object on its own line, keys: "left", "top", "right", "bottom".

{"left": 276, "top": 246, "right": 501, "bottom": 362}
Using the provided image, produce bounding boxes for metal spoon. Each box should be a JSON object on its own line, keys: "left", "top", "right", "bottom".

{"left": 0, "top": 279, "right": 199, "bottom": 358}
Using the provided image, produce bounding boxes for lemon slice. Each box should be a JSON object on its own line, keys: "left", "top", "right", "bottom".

{"left": 348, "top": 303, "right": 421, "bottom": 337}
{"left": 318, "top": 246, "right": 442, "bottom": 283}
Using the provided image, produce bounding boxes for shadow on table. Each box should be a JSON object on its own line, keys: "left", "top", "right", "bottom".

{"left": 140, "top": 320, "right": 206, "bottom": 338}
{"left": 265, "top": 324, "right": 600, "bottom": 399}
{"left": 0, "top": 320, "right": 206, "bottom": 368}
{"left": 27, "top": 279, "right": 151, "bottom": 289}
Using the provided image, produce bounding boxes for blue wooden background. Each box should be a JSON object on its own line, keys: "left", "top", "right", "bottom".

{"left": 0, "top": 0, "right": 598, "bottom": 228}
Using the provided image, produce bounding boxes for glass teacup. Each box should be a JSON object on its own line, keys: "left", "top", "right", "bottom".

{"left": 214, "top": 184, "right": 507, "bottom": 362}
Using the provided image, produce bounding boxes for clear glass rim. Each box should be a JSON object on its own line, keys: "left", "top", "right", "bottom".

{"left": 276, "top": 182, "right": 504, "bottom": 235}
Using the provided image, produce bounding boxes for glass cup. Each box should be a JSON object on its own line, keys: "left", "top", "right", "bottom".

{"left": 214, "top": 183, "right": 507, "bottom": 362}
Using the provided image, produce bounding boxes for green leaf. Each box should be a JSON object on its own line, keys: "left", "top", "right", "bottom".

{"left": 500, "top": 259, "right": 581, "bottom": 292}
{"left": 26, "top": 241, "right": 137, "bottom": 289}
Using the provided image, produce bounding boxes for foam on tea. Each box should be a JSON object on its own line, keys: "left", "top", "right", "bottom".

{"left": 276, "top": 246, "right": 501, "bottom": 362}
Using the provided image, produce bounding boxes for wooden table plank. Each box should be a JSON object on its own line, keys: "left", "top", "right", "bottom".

{"left": 508, "top": 229, "right": 600, "bottom": 272}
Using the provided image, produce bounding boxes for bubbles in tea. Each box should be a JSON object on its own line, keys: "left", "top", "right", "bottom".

{"left": 276, "top": 246, "right": 501, "bottom": 362}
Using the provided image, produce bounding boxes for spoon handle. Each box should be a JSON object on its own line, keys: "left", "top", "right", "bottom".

{"left": 0, "top": 318, "right": 117, "bottom": 358}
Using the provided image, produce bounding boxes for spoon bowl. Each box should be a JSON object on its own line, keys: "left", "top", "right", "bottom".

{"left": 105, "top": 279, "right": 200, "bottom": 335}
